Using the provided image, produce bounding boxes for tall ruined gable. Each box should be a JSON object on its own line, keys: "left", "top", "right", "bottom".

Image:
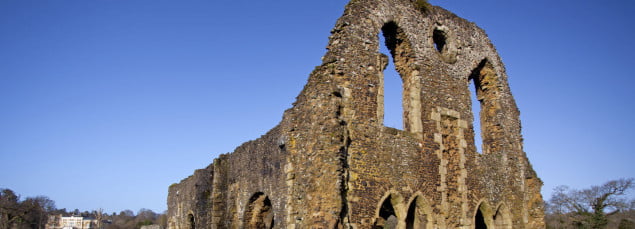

{"left": 167, "top": 0, "right": 545, "bottom": 228}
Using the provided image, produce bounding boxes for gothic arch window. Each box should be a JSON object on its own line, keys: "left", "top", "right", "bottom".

{"left": 187, "top": 214, "right": 195, "bottom": 229}
{"left": 374, "top": 193, "right": 404, "bottom": 228}
{"left": 378, "top": 21, "right": 422, "bottom": 136}
{"left": 469, "top": 72, "right": 483, "bottom": 153}
{"left": 244, "top": 192, "right": 274, "bottom": 229}
{"left": 474, "top": 201, "right": 493, "bottom": 229}
{"left": 493, "top": 204, "right": 512, "bottom": 229}
{"left": 405, "top": 195, "right": 433, "bottom": 229}
{"left": 468, "top": 59, "right": 502, "bottom": 154}
{"left": 475, "top": 208, "right": 487, "bottom": 229}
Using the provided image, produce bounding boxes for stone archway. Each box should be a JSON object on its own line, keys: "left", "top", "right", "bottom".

{"left": 493, "top": 204, "right": 512, "bottom": 229}
{"left": 475, "top": 208, "right": 487, "bottom": 229}
{"left": 374, "top": 193, "right": 406, "bottom": 229}
{"left": 187, "top": 214, "right": 195, "bottom": 229}
{"left": 474, "top": 201, "right": 494, "bottom": 229}
{"left": 375, "top": 196, "right": 398, "bottom": 229}
{"left": 244, "top": 193, "right": 273, "bottom": 229}
{"left": 405, "top": 195, "right": 433, "bottom": 229}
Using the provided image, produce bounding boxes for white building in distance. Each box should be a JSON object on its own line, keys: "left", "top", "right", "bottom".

{"left": 46, "top": 215, "right": 98, "bottom": 229}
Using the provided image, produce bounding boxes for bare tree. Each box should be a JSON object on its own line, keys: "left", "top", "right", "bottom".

{"left": 135, "top": 208, "right": 156, "bottom": 227}
{"left": 95, "top": 208, "right": 104, "bottom": 229}
{"left": 548, "top": 178, "right": 634, "bottom": 228}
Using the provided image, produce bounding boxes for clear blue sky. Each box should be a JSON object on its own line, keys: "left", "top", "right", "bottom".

{"left": 1, "top": 0, "right": 633, "bottom": 214}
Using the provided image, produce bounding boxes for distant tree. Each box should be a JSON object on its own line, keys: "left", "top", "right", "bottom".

{"left": 106, "top": 209, "right": 136, "bottom": 229}
{"left": 119, "top": 209, "right": 134, "bottom": 217}
{"left": 21, "top": 197, "right": 43, "bottom": 229}
{"left": 136, "top": 208, "right": 156, "bottom": 223}
{"left": 0, "top": 189, "right": 56, "bottom": 229}
{"left": 34, "top": 196, "right": 56, "bottom": 213}
{"left": 0, "top": 188, "right": 21, "bottom": 229}
{"left": 94, "top": 208, "right": 104, "bottom": 229}
{"left": 0, "top": 189, "right": 19, "bottom": 204}
{"left": 52, "top": 208, "right": 68, "bottom": 215}
{"left": 3, "top": 189, "right": 165, "bottom": 229}
{"left": 547, "top": 178, "right": 634, "bottom": 229}
{"left": 133, "top": 208, "right": 155, "bottom": 228}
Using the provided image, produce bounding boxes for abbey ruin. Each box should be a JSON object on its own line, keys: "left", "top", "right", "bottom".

{"left": 167, "top": 0, "right": 545, "bottom": 228}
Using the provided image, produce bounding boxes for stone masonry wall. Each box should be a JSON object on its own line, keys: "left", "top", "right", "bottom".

{"left": 167, "top": 0, "right": 545, "bottom": 228}
{"left": 167, "top": 167, "right": 212, "bottom": 229}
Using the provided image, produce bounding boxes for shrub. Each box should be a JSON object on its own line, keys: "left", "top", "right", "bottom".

{"left": 414, "top": 0, "right": 431, "bottom": 14}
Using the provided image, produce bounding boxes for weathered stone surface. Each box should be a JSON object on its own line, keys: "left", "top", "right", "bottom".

{"left": 167, "top": 0, "right": 545, "bottom": 228}
{"left": 141, "top": 225, "right": 163, "bottom": 229}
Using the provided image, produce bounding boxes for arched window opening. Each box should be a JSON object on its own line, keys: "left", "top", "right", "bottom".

{"left": 433, "top": 29, "right": 447, "bottom": 53}
{"left": 468, "top": 59, "right": 502, "bottom": 154}
{"left": 374, "top": 195, "right": 398, "bottom": 228}
{"left": 405, "top": 197, "right": 429, "bottom": 229}
{"left": 378, "top": 21, "right": 422, "bottom": 134}
{"left": 493, "top": 205, "right": 512, "bottom": 229}
{"left": 406, "top": 201, "right": 416, "bottom": 229}
{"left": 379, "top": 22, "right": 404, "bottom": 130}
{"left": 187, "top": 214, "right": 195, "bottom": 229}
{"left": 475, "top": 209, "right": 487, "bottom": 229}
{"left": 474, "top": 202, "right": 493, "bottom": 229}
{"left": 244, "top": 193, "right": 274, "bottom": 229}
{"left": 469, "top": 78, "right": 483, "bottom": 154}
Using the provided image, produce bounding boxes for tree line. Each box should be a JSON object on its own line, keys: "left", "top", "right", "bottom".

{"left": 0, "top": 189, "right": 166, "bottom": 229}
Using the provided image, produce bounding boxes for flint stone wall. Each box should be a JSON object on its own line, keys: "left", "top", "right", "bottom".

{"left": 167, "top": 0, "right": 545, "bottom": 228}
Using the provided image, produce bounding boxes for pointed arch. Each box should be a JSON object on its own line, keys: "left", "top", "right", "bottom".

{"left": 244, "top": 192, "right": 273, "bottom": 229}
{"left": 493, "top": 203, "right": 512, "bottom": 229}
{"left": 377, "top": 21, "right": 423, "bottom": 136}
{"left": 374, "top": 192, "right": 406, "bottom": 228}
{"left": 405, "top": 194, "right": 434, "bottom": 229}
{"left": 187, "top": 213, "right": 195, "bottom": 229}
{"left": 474, "top": 200, "right": 493, "bottom": 229}
{"left": 468, "top": 58, "right": 503, "bottom": 154}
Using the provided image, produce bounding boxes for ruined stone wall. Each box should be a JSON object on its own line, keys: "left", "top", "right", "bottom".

{"left": 167, "top": 167, "right": 213, "bottom": 229}
{"left": 167, "top": 0, "right": 545, "bottom": 228}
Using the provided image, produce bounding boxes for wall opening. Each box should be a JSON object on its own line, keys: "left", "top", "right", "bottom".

{"left": 187, "top": 214, "right": 195, "bottom": 229}
{"left": 379, "top": 23, "right": 404, "bottom": 130}
{"left": 433, "top": 29, "right": 447, "bottom": 53}
{"left": 475, "top": 209, "right": 487, "bottom": 229}
{"left": 469, "top": 79, "right": 483, "bottom": 153}
{"left": 374, "top": 195, "right": 398, "bottom": 228}
{"left": 244, "top": 193, "right": 274, "bottom": 229}
{"left": 406, "top": 201, "right": 416, "bottom": 229}
{"left": 493, "top": 205, "right": 512, "bottom": 229}
{"left": 377, "top": 21, "right": 422, "bottom": 135}
{"left": 405, "top": 196, "right": 429, "bottom": 229}
{"left": 468, "top": 59, "right": 502, "bottom": 154}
